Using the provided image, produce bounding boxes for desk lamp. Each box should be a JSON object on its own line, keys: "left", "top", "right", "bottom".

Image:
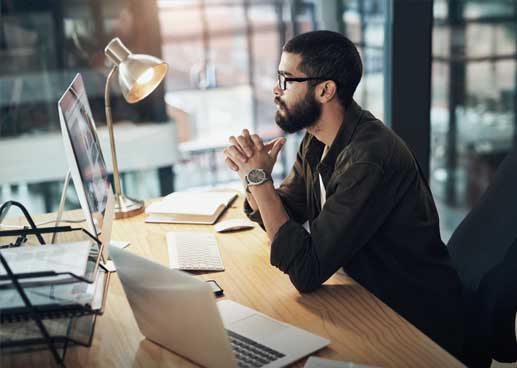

{"left": 104, "top": 37, "right": 168, "bottom": 218}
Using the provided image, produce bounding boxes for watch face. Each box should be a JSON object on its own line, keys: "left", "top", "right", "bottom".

{"left": 248, "top": 169, "right": 266, "bottom": 184}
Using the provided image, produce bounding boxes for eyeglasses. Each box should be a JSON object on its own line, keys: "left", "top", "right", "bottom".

{"left": 277, "top": 72, "right": 332, "bottom": 91}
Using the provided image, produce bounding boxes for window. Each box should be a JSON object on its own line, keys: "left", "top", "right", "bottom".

{"left": 342, "top": 0, "right": 385, "bottom": 119}
{"left": 430, "top": 0, "right": 517, "bottom": 240}
{"left": 0, "top": 0, "right": 297, "bottom": 214}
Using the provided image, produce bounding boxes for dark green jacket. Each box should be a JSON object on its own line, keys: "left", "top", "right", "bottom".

{"left": 245, "top": 101, "right": 464, "bottom": 357}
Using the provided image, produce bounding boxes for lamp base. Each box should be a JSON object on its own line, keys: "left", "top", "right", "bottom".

{"left": 114, "top": 193, "right": 145, "bottom": 219}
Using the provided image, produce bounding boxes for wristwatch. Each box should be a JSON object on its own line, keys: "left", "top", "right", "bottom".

{"left": 245, "top": 169, "right": 272, "bottom": 192}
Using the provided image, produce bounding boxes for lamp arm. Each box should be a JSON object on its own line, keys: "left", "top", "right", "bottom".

{"left": 105, "top": 65, "right": 123, "bottom": 198}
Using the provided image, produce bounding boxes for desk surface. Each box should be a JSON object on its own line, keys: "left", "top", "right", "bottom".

{"left": 2, "top": 195, "right": 465, "bottom": 368}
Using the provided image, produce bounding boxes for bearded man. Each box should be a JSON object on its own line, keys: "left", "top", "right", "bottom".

{"left": 223, "top": 30, "right": 465, "bottom": 359}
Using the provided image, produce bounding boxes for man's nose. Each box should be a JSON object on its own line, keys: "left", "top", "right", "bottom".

{"left": 273, "top": 83, "right": 283, "bottom": 96}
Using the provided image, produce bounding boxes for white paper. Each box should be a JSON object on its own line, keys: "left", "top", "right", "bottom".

{"left": 146, "top": 191, "right": 237, "bottom": 216}
{"left": 304, "top": 357, "right": 381, "bottom": 368}
{"left": 145, "top": 214, "right": 215, "bottom": 225}
{"left": 0, "top": 268, "right": 106, "bottom": 310}
{"left": 0, "top": 241, "right": 91, "bottom": 284}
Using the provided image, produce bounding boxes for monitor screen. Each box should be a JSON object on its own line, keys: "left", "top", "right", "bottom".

{"left": 58, "top": 74, "right": 110, "bottom": 236}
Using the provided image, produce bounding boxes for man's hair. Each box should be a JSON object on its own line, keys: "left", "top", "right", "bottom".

{"left": 283, "top": 30, "right": 362, "bottom": 109}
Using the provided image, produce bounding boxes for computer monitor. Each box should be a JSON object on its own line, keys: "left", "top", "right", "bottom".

{"left": 58, "top": 73, "right": 111, "bottom": 238}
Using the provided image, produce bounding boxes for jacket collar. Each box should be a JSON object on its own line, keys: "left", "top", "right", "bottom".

{"left": 305, "top": 100, "right": 363, "bottom": 173}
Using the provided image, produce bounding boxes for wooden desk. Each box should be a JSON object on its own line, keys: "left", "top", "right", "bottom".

{"left": 2, "top": 196, "right": 465, "bottom": 368}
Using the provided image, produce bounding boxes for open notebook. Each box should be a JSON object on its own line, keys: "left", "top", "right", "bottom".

{"left": 145, "top": 191, "right": 238, "bottom": 224}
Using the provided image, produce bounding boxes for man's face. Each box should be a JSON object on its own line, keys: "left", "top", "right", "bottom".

{"left": 274, "top": 52, "right": 322, "bottom": 134}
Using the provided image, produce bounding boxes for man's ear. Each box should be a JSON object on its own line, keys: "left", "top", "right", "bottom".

{"left": 318, "top": 81, "right": 337, "bottom": 103}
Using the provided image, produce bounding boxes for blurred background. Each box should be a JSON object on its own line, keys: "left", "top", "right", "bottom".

{"left": 1, "top": 0, "right": 516, "bottom": 245}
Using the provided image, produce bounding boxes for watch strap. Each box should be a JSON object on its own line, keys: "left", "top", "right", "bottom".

{"left": 246, "top": 177, "right": 272, "bottom": 192}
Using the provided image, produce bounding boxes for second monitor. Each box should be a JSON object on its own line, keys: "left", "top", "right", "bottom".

{"left": 58, "top": 73, "right": 112, "bottom": 240}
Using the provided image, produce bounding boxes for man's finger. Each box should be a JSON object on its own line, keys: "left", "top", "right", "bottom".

{"left": 269, "top": 137, "right": 286, "bottom": 162}
{"left": 250, "top": 134, "right": 264, "bottom": 151}
{"left": 224, "top": 145, "right": 247, "bottom": 163}
{"left": 236, "top": 134, "right": 254, "bottom": 158}
{"left": 224, "top": 157, "right": 239, "bottom": 171}
{"left": 264, "top": 137, "right": 285, "bottom": 152}
{"left": 228, "top": 136, "right": 247, "bottom": 156}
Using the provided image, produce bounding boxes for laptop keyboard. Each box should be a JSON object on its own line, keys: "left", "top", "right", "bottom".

{"left": 227, "top": 330, "right": 285, "bottom": 368}
{"left": 167, "top": 232, "right": 224, "bottom": 271}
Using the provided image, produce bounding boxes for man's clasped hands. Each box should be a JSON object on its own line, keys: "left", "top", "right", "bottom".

{"left": 223, "top": 130, "right": 286, "bottom": 182}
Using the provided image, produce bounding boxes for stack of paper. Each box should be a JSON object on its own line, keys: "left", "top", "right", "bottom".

{"left": 0, "top": 268, "right": 106, "bottom": 310}
{"left": 0, "top": 241, "right": 104, "bottom": 311}
{"left": 0, "top": 241, "right": 91, "bottom": 285}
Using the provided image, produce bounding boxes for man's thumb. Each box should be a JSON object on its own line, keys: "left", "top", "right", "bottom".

{"left": 264, "top": 138, "right": 278, "bottom": 151}
{"left": 270, "top": 137, "right": 286, "bottom": 161}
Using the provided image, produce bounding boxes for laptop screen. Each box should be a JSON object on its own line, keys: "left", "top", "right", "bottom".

{"left": 58, "top": 73, "right": 110, "bottom": 236}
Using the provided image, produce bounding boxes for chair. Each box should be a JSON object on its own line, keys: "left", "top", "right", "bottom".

{"left": 448, "top": 149, "right": 517, "bottom": 368}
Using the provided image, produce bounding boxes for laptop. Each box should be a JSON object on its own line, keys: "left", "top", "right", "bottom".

{"left": 109, "top": 245, "right": 330, "bottom": 368}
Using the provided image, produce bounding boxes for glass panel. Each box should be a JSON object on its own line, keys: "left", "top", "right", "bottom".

{"left": 249, "top": 4, "right": 283, "bottom": 137}
{"left": 342, "top": 0, "right": 385, "bottom": 120}
{"left": 4, "top": 0, "right": 384, "bottom": 214}
{"left": 464, "top": 1, "right": 515, "bottom": 19}
{"left": 156, "top": 0, "right": 293, "bottom": 190}
{"left": 159, "top": 1, "right": 204, "bottom": 90}
{"left": 205, "top": 4, "right": 248, "bottom": 87}
{"left": 430, "top": 0, "right": 517, "bottom": 240}
{"left": 1, "top": 0, "right": 183, "bottom": 215}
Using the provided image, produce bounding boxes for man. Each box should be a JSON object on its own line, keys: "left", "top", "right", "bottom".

{"left": 223, "top": 30, "right": 464, "bottom": 358}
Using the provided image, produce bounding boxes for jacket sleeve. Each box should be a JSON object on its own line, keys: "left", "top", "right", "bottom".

{"left": 270, "top": 162, "right": 390, "bottom": 293}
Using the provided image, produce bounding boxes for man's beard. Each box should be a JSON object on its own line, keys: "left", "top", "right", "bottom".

{"left": 274, "top": 90, "right": 322, "bottom": 134}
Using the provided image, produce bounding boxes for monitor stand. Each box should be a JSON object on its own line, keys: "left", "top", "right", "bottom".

{"left": 51, "top": 170, "right": 101, "bottom": 242}
{"left": 51, "top": 170, "right": 72, "bottom": 244}
{"left": 52, "top": 171, "right": 126, "bottom": 269}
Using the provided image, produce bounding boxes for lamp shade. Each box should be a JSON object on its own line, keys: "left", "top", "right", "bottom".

{"left": 104, "top": 37, "right": 168, "bottom": 104}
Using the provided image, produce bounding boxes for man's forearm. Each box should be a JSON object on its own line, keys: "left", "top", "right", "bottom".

{"left": 242, "top": 178, "right": 259, "bottom": 211}
{"left": 248, "top": 182, "right": 289, "bottom": 241}
{"left": 246, "top": 192, "right": 259, "bottom": 211}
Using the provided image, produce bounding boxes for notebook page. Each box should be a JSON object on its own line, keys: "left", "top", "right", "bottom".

{"left": 147, "top": 192, "right": 236, "bottom": 216}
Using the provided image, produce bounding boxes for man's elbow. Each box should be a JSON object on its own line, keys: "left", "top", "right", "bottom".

{"left": 289, "top": 274, "right": 322, "bottom": 294}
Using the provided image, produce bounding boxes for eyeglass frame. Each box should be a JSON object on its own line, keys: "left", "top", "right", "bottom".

{"left": 277, "top": 72, "right": 334, "bottom": 91}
